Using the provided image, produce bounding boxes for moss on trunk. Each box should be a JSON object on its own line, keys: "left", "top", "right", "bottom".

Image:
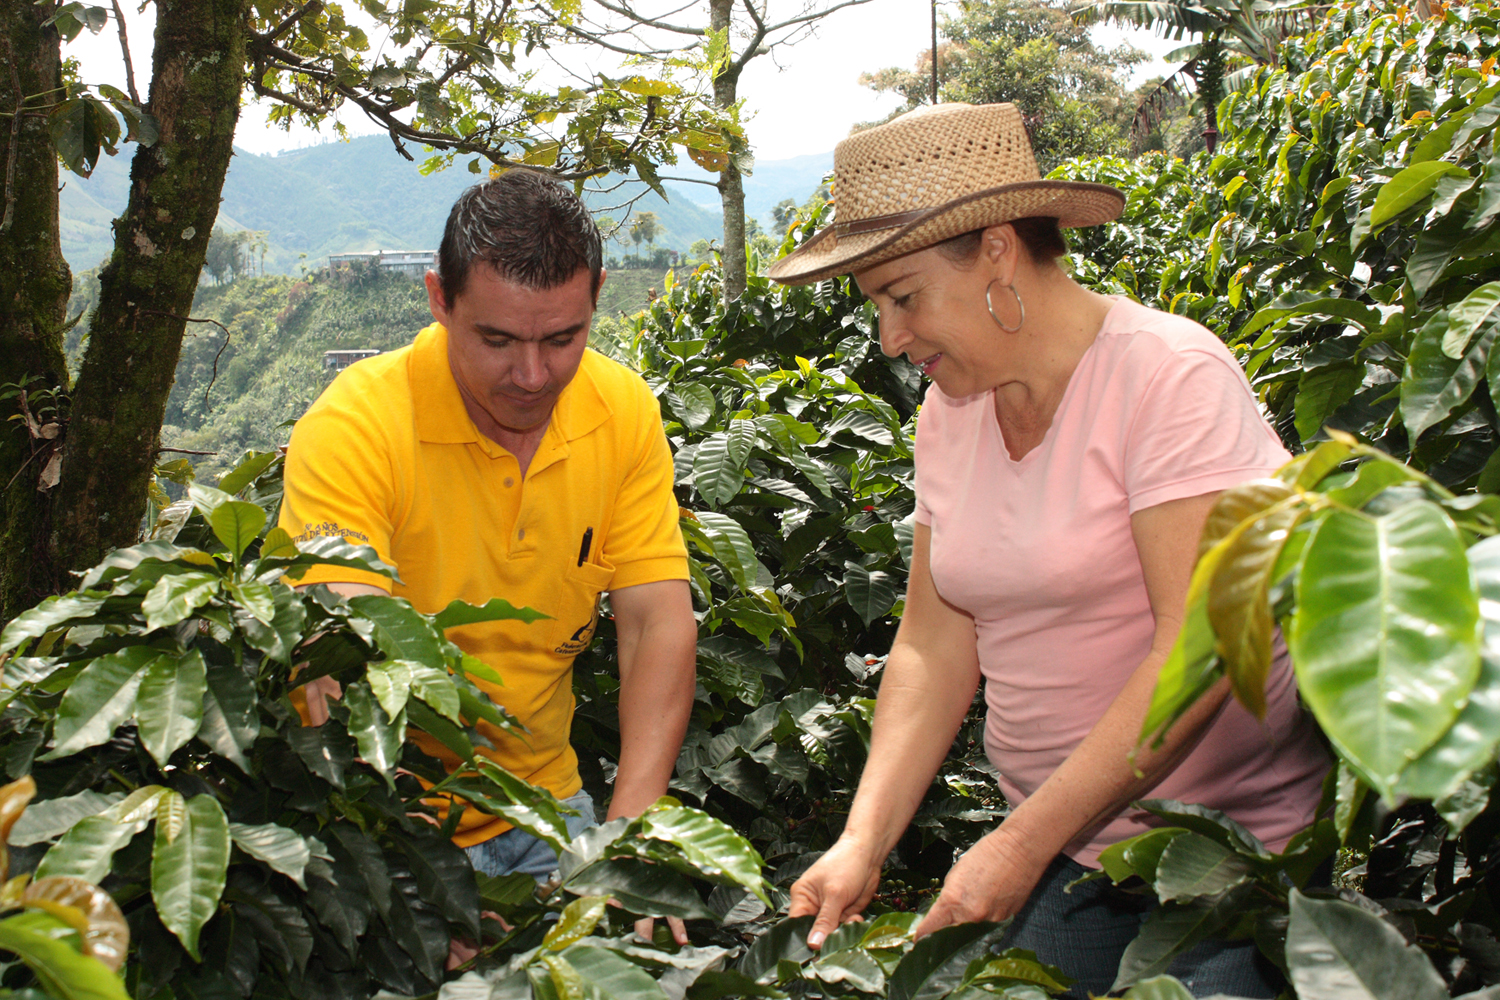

{"left": 0, "top": 1, "right": 72, "bottom": 619}
{"left": 50, "top": 0, "right": 249, "bottom": 574}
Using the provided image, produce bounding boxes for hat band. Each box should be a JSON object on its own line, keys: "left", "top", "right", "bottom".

{"left": 833, "top": 208, "right": 930, "bottom": 237}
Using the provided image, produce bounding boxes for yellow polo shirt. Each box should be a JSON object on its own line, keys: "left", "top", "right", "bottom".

{"left": 278, "top": 323, "right": 688, "bottom": 846}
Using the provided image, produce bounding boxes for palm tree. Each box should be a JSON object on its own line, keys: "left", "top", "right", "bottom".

{"left": 1070, "top": 0, "right": 1326, "bottom": 152}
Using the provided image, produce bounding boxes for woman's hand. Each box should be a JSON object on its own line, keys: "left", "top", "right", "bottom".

{"left": 911, "top": 830, "right": 1046, "bottom": 939}
{"left": 788, "top": 835, "right": 884, "bottom": 948}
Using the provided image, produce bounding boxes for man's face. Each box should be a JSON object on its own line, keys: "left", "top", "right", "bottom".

{"left": 426, "top": 265, "right": 602, "bottom": 436}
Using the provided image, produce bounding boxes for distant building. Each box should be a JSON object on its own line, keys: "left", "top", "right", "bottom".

{"left": 323, "top": 349, "right": 382, "bottom": 373}
{"left": 328, "top": 250, "right": 436, "bottom": 278}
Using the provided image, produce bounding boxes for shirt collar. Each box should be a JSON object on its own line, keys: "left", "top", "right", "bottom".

{"left": 410, "top": 322, "right": 612, "bottom": 447}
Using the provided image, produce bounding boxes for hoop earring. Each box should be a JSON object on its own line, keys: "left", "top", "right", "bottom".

{"left": 985, "top": 279, "right": 1024, "bottom": 333}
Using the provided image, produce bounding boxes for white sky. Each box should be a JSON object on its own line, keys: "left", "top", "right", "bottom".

{"left": 66, "top": 0, "right": 1180, "bottom": 162}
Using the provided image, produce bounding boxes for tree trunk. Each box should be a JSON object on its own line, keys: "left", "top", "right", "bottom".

{"left": 716, "top": 146, "right": 747, "bottom": 301}
{"left": 709, "top": 0, "right": 748, "bottom": 301}
{"left": 49, "top": 0, "right": 248, "bottom": 575}
{"left": 0, "top": 1, "right": 71, "bottom": 620}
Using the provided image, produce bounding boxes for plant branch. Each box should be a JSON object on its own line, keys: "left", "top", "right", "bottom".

{"left": 109, "top": 0, "right": 141, "bottom": 106}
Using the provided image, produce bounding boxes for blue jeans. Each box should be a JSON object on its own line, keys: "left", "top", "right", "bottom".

{"left": 464, "top": 790, "right": 598, "bottom": 879}
{"left": 997, "top": 855, "right": 1282, "bottom": 999}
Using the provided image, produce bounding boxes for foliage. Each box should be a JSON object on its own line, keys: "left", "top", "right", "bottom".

{"left": 0, "top": 775, "right": 131, "bottom": 1000}
{"left": 1056, "top": 0, "right": 1500, "bottom": 485}
{"left": 202, "top": 230, "right": 269, "bottom": 286}
{"left": 1068, "top": 0, "right": 1326, "bottom": 146}
{"left": 859, "top": 0, "right": 1148, "bottom": 169}
{"left": 1036, "top": 2, "right": 1500, "bottom": 994}
{"left": 0, "top": 453, "right": 776, "bottom": 1000}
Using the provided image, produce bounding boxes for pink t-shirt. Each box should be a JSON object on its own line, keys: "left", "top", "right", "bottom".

{"left": 913, "top": 297, "right": 1330, "bottom": 867}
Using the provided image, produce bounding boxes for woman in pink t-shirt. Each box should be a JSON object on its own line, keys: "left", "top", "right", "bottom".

{"left": 767, "top": 104, "right": 1330, "bottom": 998}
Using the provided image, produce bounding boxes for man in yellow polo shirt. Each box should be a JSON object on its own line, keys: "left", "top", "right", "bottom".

{"left": 277, "top": 171, "right": 697, "bottom": 898}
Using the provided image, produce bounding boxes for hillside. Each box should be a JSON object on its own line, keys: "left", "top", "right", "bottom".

{"left": 60, "top": 137, "right": 831, "bottom": 275}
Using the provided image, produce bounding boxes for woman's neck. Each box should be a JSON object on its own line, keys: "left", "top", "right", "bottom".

{"left": 991, "top": 268, "right": 1114, "bottom": 458}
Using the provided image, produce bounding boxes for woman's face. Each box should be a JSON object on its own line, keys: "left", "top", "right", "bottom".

{"left": 854, "top": 243, "right": 1005, "bottom": 397}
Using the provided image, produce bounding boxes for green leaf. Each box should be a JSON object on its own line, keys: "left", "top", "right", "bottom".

{"left": 286, "top": 722, "right": 353, "bottom": 789}
{"left": 562, "top": 944, "right": 671, "bottom": 1000}
{"left": 216, "top": 451, "right": 278, "bottom": 495}
{"left": 1119, "top": 976, "right": 1195, "bottom": 1000}
{"left": 1136, "top": 801, "right": 1270, "bottom": 860}
{"left": 693, "top": 432, "right": 746, "bottom": 507}
{"left": 142, "top": 571, "right": 221, "bottom": 631}
{"left": 136, "top": 649, "right": 207, "bottom": 767}
{"left": 151, "top": 794, "right": 230, "bottom": 961}
{"left": 0, "top": 910, "right": 131, "bottom": 1000}
{"left": 1152, "top": 832, "right": 1253, "bottom": 902}
{"left": 1112, "top": 883, "right": 1253, "bottom": 991}
{"left": 1370, "top": 161, "right": 1469, "bottom": 228}
{"left": 0, "top": 595, "right": 106, "bottom": 655}
{"left": 347, "top": 595, "right": 445, "bottom": 663}
{"left": 470, "top": 760, "right": 578, "bottom": 851}
{"left": 9, "top": 790, "right": 124, "bottom": 846}
{"left": 1107, "top": 828, "right": 1189, "bottom": 885}
{"left": 209, "top": 500, "right": 266, "bottom": 560}
{"left": 692, "top": 512, "right": 759, "bottom": 592}
{"left": 1206, "top": 500, "right": 1305, "bottom": 720}
{"left": 544, "top": 895, "right": 610, "bottom": 950}
{"left": 431, "top": 597, "right": 550, "bottom": 631}
{"left": 1441, "top": 282, "right": 1500, "bottom": 358}
{"left": 1295, "top": 363, "right": 1366, "bottom": 444}
{"left": 46, "top": 648, "right": 159, "bottom": 759}
{"left": 1402, "top": 310, "right": 1499, "bottom": 443}
{"left": 1290, "top": 502, "right": 1481, "bottom": 798}
{"left": 344, "top": 682, "right": 403, "bottom": 782}
{"left": 563, "top": 857, "right": 717, "bottom": 921}
{"left": 1141, "top": 505, "right": 1242, "bottom": 747}
{"left": 408, "top": 660, "right": 463, "bottom": 723}
{"left": 367, "top": 659, "right": 414, "bottom": 718}
{"left": 226, "top": 579, "right": 275, "bottom": 625}
{"left": 228, "top": 822, "right": 318, "bottom": 888}
{"left": 1396, "top": 534, "right": 1500, "bottom": 800}
{"left": 888, "top": 922, "right": 1006, "bottom": 1000}
{"left": 198, "top": 661, "right": 260, "bottom": 773}
{"left": 736, "top": 915, "right": 815, "bottom": 982}
{"left": 238, "top": 584, "right": 306, "bottom": 664}
{"left": 35, "top": 808, "right": 152, "bottom": 884}
{"left": 813, "top": 948, "right": 886, "bottom": 993}
{"left": 637, "top": 799, "right": 768, "bottom": 902}
{"left": 844, "top": 561, "right": 896, "bottom": 626}
{"left": 1285, "top": 890, "right": 1447, "bottom": 1000}
{"left": 670, "top": 384, "right": 716, "bottom": 430}
{"left": 50, "top": 94, "right": 119, "bottom": 177}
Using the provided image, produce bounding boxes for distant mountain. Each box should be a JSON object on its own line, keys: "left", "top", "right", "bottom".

{"left": 59, "top": 137, "right": 833, "bottom": 275}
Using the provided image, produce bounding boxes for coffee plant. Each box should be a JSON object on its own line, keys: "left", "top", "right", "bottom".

{"left": 17, "top": 2, "right": 1500, "bottom": 995}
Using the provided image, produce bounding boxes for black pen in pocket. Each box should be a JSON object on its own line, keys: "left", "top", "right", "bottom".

{"left": 577, "top": 527, "right": 593, "bottom": 566}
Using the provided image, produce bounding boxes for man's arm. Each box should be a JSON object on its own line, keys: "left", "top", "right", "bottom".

{"left": 604, "top": 578, "right": 698, "bottom": 819}
{"left": 295, "top": 582, "right": 389, "bottom": 725}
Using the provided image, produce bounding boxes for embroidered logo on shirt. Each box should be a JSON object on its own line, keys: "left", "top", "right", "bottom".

{"left": 555, "top": 604, "right": 600, "bottom": 656}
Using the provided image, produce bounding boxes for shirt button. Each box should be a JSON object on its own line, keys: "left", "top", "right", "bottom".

{"left": 504, "top": 477, "right": 515, "bottom": 488}
{"left": 518, "top": 528, "right": 526, "bottom": 540}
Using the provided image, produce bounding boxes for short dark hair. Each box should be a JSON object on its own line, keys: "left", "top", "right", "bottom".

{"left": 936, "top": 217, "right": 1069, "bottom": 267}
{"left": 437, "top": 170, "right": 603, "bottom": 306}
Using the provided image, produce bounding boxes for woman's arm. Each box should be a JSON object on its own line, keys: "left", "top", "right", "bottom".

{"left": 789, "top": 522, "right": 982, "bottom": 946}
{"left": 909, "top": 490, "right": 1231, "bottom": 936}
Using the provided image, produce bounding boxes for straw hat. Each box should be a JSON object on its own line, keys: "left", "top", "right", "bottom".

{"left": 767, "top": 102, "right": 1125, "bottom": 285}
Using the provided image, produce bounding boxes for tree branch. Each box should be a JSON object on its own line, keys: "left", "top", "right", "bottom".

{"left": 590, "top": 0, "right": 706, "bottom": 35}
{"left": 108, "top": 0, "right": 141, "bottom": 106}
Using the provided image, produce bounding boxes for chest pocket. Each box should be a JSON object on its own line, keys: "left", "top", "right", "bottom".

{"left": 554, "top": 560, "right": 613, "bottom": 655}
